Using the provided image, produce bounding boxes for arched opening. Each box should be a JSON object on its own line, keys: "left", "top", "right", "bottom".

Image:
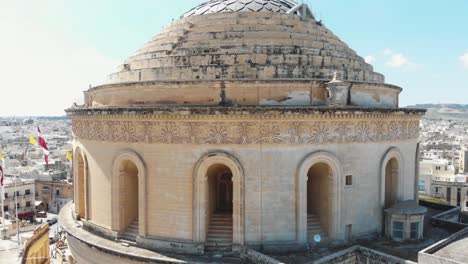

{"left": 384, "top": 158, "right": 399, "bottom": 209}
{"left": 205, "top": 164, "right": 233, "bottom": 247}
{"left": 75, "top": 149, "right": 86, "bottom": 219}
{"left": 307, "top": 163, "right": 331, "bottom": 241}
{"left": 111, "top": 151, "right": 147, "bottom": 240}
{"left": 119, "top": 160, "right": 139, "bottom": 241}
{"left": 297, "top": 152, "right": 342, "bottom": 243}
{"left": 193, "top": 152, "right": 244, "bottom": 248}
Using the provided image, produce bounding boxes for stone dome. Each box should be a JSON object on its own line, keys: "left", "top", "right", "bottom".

{"left": 86, "top": 1, "right": 400, "bottom": 108}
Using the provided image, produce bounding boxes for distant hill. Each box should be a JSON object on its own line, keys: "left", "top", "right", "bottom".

{"left": 406, "top": 104, "right": 468, "bottom": 120}
{"left": 406, "top": 104, "right": 468, "bottom": 110}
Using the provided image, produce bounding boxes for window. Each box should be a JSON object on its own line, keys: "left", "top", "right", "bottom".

{"left": 465, "top": 201, "right": 468, "bottom": 208}
{"left": 4, "top": 193, "right": 8, "bottom": 199}
{"left": 42, "top": 187, "right": 50, "bottom": 194}
{"left": 435, "top": 166, "right": 441, "bottom": 170}
{"left": 410, "top": 222, "right": 419, "bottom": 239}
{"left": 26, "top": 201, "right": 31, "bottom": 207}
{"left": 435, "top": 187, "right": 440, "bottom": 193}
{"left": 56, "top": 189, "right": 60, "bottom": 196}
{"left": 457, "top": 188, "right": 461, "bottom": 206}
{"left": 25, "top": 189, "right": 31, "bottom": 195}
{"left": 16, "top": 203, "right": 20, "bottom": 209}
{"left": 392, "top": 221, "right": 404, "bottom": 239}
{"left": 419, "top": 180, "right": 425, "bottom": 191}
{"left": 345, "top": 175, "right": 353, "bottom": 186}
{"left": 15, "top": 191, "right": 20, "bottom": 197}
{"left": 3, "top": 206, "right": 8, "bottom": 211}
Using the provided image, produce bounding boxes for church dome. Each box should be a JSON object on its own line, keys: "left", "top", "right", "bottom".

{"left": 86, "top": 1, "right": 400, "bottom": 108}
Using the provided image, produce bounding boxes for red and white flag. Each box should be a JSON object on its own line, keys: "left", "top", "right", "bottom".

{"left": 0, "top": 165, "right": 4, "bottom": 188}
{"left": 37, "top": 127, "right": 50, "bottom": 170}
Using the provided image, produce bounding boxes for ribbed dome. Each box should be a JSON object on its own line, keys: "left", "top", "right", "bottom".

{"left": 182, "top": 0, "right": 298, "bottom": 18}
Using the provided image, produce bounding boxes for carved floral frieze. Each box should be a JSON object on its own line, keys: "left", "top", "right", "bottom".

{"left": 72, "top": 118, "right": 420, "bottom": 145}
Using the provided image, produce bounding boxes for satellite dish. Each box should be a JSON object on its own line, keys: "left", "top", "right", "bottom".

{"left": 314, "top": 234, "right": 321, "bottom": 243}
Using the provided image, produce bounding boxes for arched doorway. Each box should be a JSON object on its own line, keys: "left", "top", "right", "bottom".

{"left": 74, "top": 148, "right": 86, "bottom": 219}
{"left": 119, "top": 160, "right": 139, "bottom": 240}
{"left": 384, "top": 158, "right": 399, "bottom": 209}
{"left": 297, "top": 152, "right": 342, "bottom": 243}
{"left": 206, "top": 164, "right": 233, "bottom": 246}
{"left": 193, "top": 152, "right": 244, "bottom": 247}
{"left": 111, "top": 151, "right": 147, "bottom": 241}
{"left": 307, "top": 163, "right": 332, "bottom": 241}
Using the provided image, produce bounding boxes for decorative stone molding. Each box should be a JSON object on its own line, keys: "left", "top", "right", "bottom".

{"left": 193, "top": 152, "right": 244, "bottom": 246}
{"left": 296, "top": 151, "right": 343, "bottom": 243}
{"left": 72, "top": 117, "right": 420, "bottom": 145}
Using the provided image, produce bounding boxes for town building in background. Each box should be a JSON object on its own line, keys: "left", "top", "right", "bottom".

{"left": 418, "top": 117, "right": 468, "bottom": 212}
{"left": 35, "top": 180, "right": 73, "bottom": 214}
{"left": 2, "top": 177, "right": 35, "bottom": 222}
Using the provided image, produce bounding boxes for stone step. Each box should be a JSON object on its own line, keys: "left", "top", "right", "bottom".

{"left": 207, "top": 234, "right": 232, "bottom": 241}
{"left": 211, "top": 214, "right": 232, "bottom": 218}
{"left": 209, "top": 228, "right": 233, "bottom": 234}
{"left": 205, "top": 241, "right": 233, "bottom": 253}
{"left": 121, "top": 234, "right": 137, "bottom": 241}
{"left": 207, "top": 237, "right": 232, "bottom": 242}
{"left": 210, "top": 218, "right": 233, "bottom": 222}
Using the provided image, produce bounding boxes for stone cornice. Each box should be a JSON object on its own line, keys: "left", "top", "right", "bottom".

{"left": 87, "top": 79, "right": 403, "bottom": 92}
{"left": 66, "top": 106, "right": 426, "bottom": 119}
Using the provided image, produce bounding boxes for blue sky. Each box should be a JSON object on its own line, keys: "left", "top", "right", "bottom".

{"left": 0, "top": 0, "right": 467, "bottom": 116}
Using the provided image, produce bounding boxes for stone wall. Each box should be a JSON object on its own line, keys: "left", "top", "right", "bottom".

{"left": 314, "top": 246, "right": 416, "bottom": 264}
{"left": 70, "top": 110, "right": 422, "bottom": 247}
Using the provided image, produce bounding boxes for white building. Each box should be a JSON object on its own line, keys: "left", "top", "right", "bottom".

{"left": 1, "top": 177, "right": 36, "bottom": 222}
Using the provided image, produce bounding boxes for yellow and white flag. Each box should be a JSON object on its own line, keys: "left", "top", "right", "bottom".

{"left": 29, "top": 136, "right": 37, "bottom": 146}
{"left": 66, "top": 151, "right": 73, "bottom": 161}
{"left": 0, "top": 149, "right": 5, "bottom": 161}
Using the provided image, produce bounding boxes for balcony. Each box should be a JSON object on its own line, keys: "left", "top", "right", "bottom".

{"left": 23, "top": 193, "right": 34, "bottom": 199}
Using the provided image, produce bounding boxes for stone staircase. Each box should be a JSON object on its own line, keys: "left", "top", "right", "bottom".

{"left": 205, "top": 213, "right": 233, "bottom": 252}
{"left": 121, "top": 220, "right": 139, "bottom": 242}
{"left": 307, "top": 214, "right": 327, "bottom": 242}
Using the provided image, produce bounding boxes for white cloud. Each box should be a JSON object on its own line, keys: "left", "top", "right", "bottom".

{"left": 364, "top": 56, "right": 376, "bottom": 64}
{"left": 383, "top": 49, "right": 394, "bottom": 56}
{"left": 0, "top": 6, "right": 119, "bottom": 116}
{"left": 460, "top": 51, "right": 468, "bottom": 69}
{"left": 385, "top": 53, "right": 411, "bottom": 68}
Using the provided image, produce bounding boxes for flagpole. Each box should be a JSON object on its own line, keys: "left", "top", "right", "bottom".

{"left": 1, "top": 158, "right": 6, "bottom": 239}
{"left": 14, "top": 173, "right": 19, "bottom": 246}
{"left": 1, "top": 176, "right": 5, "bottom": 239}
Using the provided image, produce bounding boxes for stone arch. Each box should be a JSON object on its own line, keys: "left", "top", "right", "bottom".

{"left": 73, "top": 146, "right": 88, "bottom": 220}
{"left": 193, "top": 152, "right": 244, "bottom": 245}
{"left": 297, "top": 151, "right": 343, "bottom": 243}
{"left": 380, "top": 147, "right": 404, "bottom": 209}
{"left": 111, "top": 150, "right": 147, "bottom": 237}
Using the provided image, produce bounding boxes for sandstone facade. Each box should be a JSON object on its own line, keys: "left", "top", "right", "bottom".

{"left": 61, "top": 0, "right": 425, "bottom": 260}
